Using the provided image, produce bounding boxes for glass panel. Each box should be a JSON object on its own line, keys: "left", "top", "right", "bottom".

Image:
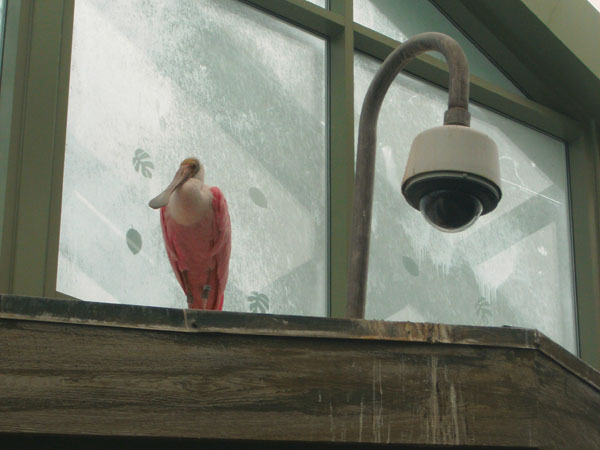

{"left": 59, "top": 0, "right": 328, "bottom": 317}
{"left": 589, "top": 0, "right": 600, "bottom": 13}
{"left": 354, "top": 0, "right": 524, "bottom": 96}
{"left": 306, "top": 0, "right": 327, "bottom": 8}
{"left": 354, "top": 52, "right": 577, "bottom": 353}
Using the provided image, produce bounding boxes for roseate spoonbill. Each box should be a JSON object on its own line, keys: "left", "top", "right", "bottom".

{"left": 149, "top": 158, "right": 231, "bottom": 310}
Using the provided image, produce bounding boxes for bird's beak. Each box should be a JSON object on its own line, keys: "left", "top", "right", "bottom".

{"left": 148, "top": 164, "right": 195, "bottom": 209}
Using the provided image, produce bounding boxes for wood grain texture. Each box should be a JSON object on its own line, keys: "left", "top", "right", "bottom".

{"left": 1, "top": 319, "right": 538, "bottom": 447}
{"left": 0, "top": 294, "right": 538, "bottom": 348}
{"left": 1, "top": 296, "right": 599, "bottom": 448}
{"left": 4, "top": 295, "right": 599, "bottom": 390}
{"left": 535, "top": 353, "right": 600, "bottom": 450}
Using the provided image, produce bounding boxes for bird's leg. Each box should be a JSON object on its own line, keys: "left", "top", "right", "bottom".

{"left": 182, "top": 270, "right": 193, "bottom": 309}
{"left": 201, "top": 269, "right": 212, "bottom": 309}
{"left": 201, "top": 285, "right": 211, "bottom": 309}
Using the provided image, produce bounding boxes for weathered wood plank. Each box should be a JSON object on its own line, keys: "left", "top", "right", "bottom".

{"left": 534, "top": 333, "right": 600, "bottom": 391}
{"left": 1, "top": 319, "right": 539, "bottom": 447}
{"left": 0, "top": 294, "right": 538, "bottom": 349}
{"left": 2, "top": 296, "right": 599, "bottom": 448}
{"left": 0, "top": 295, "right": 187, "bottom": 331}
{"left": 535, "top": 353, "right": 600, "bottom": 450}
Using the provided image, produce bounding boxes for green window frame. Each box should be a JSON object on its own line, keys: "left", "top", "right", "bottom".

{"left": 1, "top": 0, "right": 599, "bottom": 368}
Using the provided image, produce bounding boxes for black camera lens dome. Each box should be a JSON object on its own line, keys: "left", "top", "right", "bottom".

{"left": 419, "top": 189, "right": 483, "bottom": 232}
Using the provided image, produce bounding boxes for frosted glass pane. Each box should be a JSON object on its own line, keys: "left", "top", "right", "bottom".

{"left": 59, "top": 0, "right": 328, "bottom": 317}
{"left": 589, "top": 0, "right": 600, "bottom": 13}
{"left": 354, "top": 53, "right": 577, "bottom": 353}
{"left": 306, "top": 0, "right": 327, "bottom": 8}
{"left": 354, "top": 0, "right": 524, "bottom": 96}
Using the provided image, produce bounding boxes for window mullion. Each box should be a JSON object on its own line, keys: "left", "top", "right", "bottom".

{"left": 44, "top": 0, "right": 74, "bottom": 298}
{"left": 0, "top": 0, "right": 70, "bottom": 297}
{"left": 569, "top": 121, "right": 600, "bottom": 368}
{"left": 243, "top": 0, "right": 344, "bottom": 36}
{"left": 328, "top": 0, "right": 354, "bottom": 318}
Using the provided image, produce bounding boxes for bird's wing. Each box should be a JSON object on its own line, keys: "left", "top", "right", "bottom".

{"left": 210, "top": 187, "right": 232, "bottom": 307}
{"left": 160, "top": 207, "right": 186, "bottom": 293}
{"left": 209, "top": 187, "right": 231, "bottom": 257}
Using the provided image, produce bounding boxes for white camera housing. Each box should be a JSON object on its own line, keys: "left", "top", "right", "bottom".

{"left": 402, "top": 125, "right": 502, "bottom": 232}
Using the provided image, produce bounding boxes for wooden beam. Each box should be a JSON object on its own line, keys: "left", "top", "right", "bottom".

{"left": 1, "top": 296, "right": 599, "bottom": 448}
{"left": 0, "top": 318, "right": 538, "bottom": 446}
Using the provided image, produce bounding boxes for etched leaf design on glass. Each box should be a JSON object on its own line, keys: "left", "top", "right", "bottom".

{"left": 402, "top": 256, "right": 419, "bottom": 277}
{"left": 475, "top": 297, "right": 492, "bottom": 325}
{"left": 132, "top": 148, "right": 154, "bottom": 178}
{"left": 247, "top": 291, "right": 270, "bottom": 314}
{"left": 126, "top": 227, "right": 142, "bottom": 255}
{"left": 248, "top": 186, "right": 268, "bottom": 208}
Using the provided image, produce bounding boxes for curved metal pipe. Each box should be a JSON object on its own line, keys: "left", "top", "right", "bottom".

{"left": 346, "top": 32, "right": 471, "bottom": 319}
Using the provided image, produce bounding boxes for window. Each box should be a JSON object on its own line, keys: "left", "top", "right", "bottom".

{"left": 355, "top": 53, "right": 576, "bottom": 352}
{"left": 1, "top": 0, "right": 598, "bottom": 365}
{"left": 307, "top": 0, "right": 328, "bottom": 8}
{"left": 58, "top": 0, "right": 328, "bottom": 316}
{"left": 353, "top": 0, "right": 523, "bottom": 96}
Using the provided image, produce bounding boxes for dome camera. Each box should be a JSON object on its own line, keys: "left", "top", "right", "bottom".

{"left": 402, "top": 125, "right": 502, "bottom": 232}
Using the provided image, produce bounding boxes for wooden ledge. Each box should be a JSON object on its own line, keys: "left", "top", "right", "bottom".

{"left": 1, "top": 295, "right": 598, "bottom": 389}
{"left": 1, "top": 295, "right": 599, "bottom": 448}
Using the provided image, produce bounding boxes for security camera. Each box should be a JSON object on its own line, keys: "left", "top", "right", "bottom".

{"left": 402, "top": 125, "right": 502, "bottom": 232}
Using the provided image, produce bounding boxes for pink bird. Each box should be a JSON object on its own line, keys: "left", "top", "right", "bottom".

{"left": 149, "top": 158, "right": 231, "bottom": 310}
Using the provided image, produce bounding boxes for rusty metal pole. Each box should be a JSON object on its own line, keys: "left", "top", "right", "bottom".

{"left": 346, "top": 32, "right": 471, "bottom": 319}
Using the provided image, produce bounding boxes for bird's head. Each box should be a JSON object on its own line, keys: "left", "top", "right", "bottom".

{"left": 148, "top": 157, "right": 205, "bottom": 209}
